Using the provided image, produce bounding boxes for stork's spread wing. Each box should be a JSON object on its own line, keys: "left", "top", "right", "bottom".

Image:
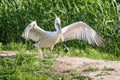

{"left": 22, "top": 21, "right": 47, "bottom": 41}
{"left": 60, "top": 21, "right": 103, "bottom": 47}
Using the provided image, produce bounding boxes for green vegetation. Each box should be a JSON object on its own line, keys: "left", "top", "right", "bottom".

{"left": 73, "top": 75, "right": 92, "bottom": 80}
{"left": 0, "top": 0, "right": 120, "bottom": 57}
{"left": 55, "top": 75, "right": 71, "bottom": 80}
{"left": 59, "top": 69, "right": 92, "bottom": 80}
{"left": 83, "top": 67, "right": 99, "bottom": 72}
{"left": 0, "top": 0, "right": 120, "bottom": 80}
{"left": 95, "top": 67, "right": 114, "bottom": 77}
{"left": 0, "top": 42, "right": 119, "bottom": 60}
{"left": 102, "top": 66, "right": 115, "bottom": 71}
{"left": 64, "top": 69, "right": 79, "bottom": 76}
{"left": 0, "top": 52, "right": 93, "bottom": 80}
{"left": 0, "top": 42, "right": 39, "bottom": 52}
{"left": 0, "top": 53, "right": 54, "bottom": 80}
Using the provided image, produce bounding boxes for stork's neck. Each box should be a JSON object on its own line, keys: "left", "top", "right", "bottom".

{"left": 55, "top": 23, "right": 62, "bottom": 33}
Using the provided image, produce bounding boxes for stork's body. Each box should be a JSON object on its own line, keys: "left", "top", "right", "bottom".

{"left": 33, "top": 31, "right": 62, "bottom": 48}
{"left": 22, "top": 18, "right": 104, "bottom": 57}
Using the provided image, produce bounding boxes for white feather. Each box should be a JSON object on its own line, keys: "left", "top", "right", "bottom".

{"left": 22, "top": 18, "right": 103, "bottom": 50}
{"left": 60, "top": 21, "right": 103, "bottom": 47}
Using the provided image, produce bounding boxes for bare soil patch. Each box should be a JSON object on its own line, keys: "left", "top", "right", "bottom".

{"left": 55, "top": 56, "right": 120, "bottom": 80}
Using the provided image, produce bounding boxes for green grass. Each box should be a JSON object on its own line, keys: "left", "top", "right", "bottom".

{"left": 58, "top": 69, "right": 92, "bottom": 80}
{"left": 0, "top": 51, "right": 93, "bottom": 80}
{"left": 54, "top": 75, "right": 71, "bottom": 80}
{"left": 0, "top": 53, "right": 54, "bottom": 80}
{"left": 0, "top": 42, "right": 40, "bottom": 52}
{"left": 54, "top": 74, "right": 92, "bottom": 80}
{"left": 68, "top": 48, "right": 118, "bottom": 60}
{"left": 0, "top": 42, "right": 120, "bottom": 60}
{"left": 83, "top": 67, "right": 99, "bottom": 72}
{"left": 102, "top": 66, "right": 115, "bottom": 71}
{"left": 54, "top": 44, "right": 120, "bottom": 60}
{"left": 64, "top": 69, "right": 79, "bottom": 76}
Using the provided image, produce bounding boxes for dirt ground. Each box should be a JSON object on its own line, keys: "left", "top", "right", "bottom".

{"left": 0, "top": 51, "right": 120, "bottom": 80}
{"left": 55, "top": 56, "right": 120, "bottom": 80}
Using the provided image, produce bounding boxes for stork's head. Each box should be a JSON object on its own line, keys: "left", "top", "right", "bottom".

{"left": 55, "top": 17, "right": 60, "bottom": 24}
{"left": 22, "top": 21, "right": 36, "bottom": 40}
{"left": 54, "top": 17, "right": 61, "bottom": 32}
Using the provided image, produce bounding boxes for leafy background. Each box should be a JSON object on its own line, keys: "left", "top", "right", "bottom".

{"left": 0, "top": 0, "right": 120, "bottom": 56}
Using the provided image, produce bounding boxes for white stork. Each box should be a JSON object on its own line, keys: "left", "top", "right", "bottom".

{"left": 22, "top": 18, "right": 103, "bottom": 57}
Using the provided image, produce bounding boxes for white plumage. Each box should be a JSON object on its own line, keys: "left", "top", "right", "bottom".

{"left": 60, "top": 21, "right": 103, "bottom": 46}
{"left": 22, "top": 18, "right": 103, "bottom": 56}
